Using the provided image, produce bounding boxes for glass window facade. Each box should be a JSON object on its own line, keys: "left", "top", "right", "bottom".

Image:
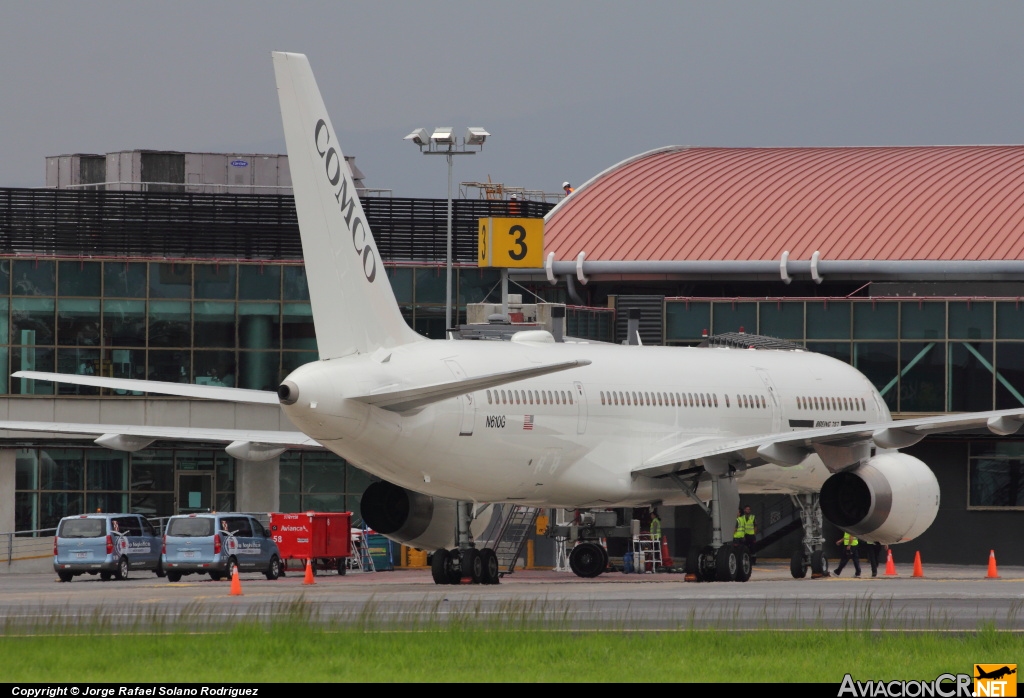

{"left": 0, "top": 259, "right": 614, "bottom": 395}
{"left": 278, "top": 451, "right": 367, "bottom": 522}
{"left": 14, "top": 446, "right": 236, "bottom": 530}
{"left": 969, "top": 441, "right": 1024, "bottom": 509}
{"left": 665, "top": 298, "right": 1024, "bottom": 413}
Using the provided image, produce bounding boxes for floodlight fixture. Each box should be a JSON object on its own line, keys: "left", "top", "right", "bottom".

{"left": 405, "top": 124, "right": 490, "bottom": 332}
{"left": 431, "top": 127, "right": 455, "bottom": 145}
{"left": 404, "top": 128, "right": 429, "bottom": 146}
{"left": 465, "top": 127, "right": 490, "bottom": 146}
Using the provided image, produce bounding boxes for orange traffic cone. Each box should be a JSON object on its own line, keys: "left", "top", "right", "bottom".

{"left": 229, "top": 565, "right": 243, "bottom": 596}
{"left": 660, "top": 536, "right": 673, "bottom": 568}
{"left": 885, "top": 548, "right": 897, "bottom": 576}
{"left": 912, "top": 551, "right": 923, "bottom": 577}
{"left": 986, "top": 550, "right": 1000, "bottom": 579}
{"left": 303, "top": 559, "right": 316, "bottom": 585}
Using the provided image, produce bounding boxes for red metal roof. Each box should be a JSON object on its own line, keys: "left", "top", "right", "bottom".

{"left": 545, "top": 146, "right": 1024, "bottom": 262}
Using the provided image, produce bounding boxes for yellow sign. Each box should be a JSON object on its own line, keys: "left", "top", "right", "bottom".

{"left": 478, "top": 217, "right": 544, "bottom": 268}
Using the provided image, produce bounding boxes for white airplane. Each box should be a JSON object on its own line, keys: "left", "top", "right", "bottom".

{"left": 7, "top": 52, "right": 1024, "bottom": 585}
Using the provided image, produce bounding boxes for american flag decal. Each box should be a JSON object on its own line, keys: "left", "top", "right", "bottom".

{"left": 523, "top": 415, "right": 534, "bottom": 430}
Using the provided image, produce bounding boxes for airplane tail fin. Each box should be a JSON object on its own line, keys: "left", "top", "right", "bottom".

{"left": 272, "top": 52, "right": 423, "bottom": 359}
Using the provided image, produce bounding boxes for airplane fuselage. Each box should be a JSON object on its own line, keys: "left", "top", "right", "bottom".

{"left": 282, "top": 336, "right": 889, "bottom": 507}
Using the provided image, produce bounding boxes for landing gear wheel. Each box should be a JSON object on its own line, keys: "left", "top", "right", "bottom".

{"left": 265, "top": 555, "right": 281, "bottom": 580}
{"left": 115, "top": 556, "right": 129, "bottom": 581}
{"left": 58, "top": 571, "right": 73, "bottom": 582}
{"left": 715, "top": 546, "right": 738, "bottom": 582}
{"left": 810, "top": 550, "right": 829, "bottom": 577}
{"left": 734, "top": 545, "right": 752, "bottom": 582}
{"left": 479, "top": 548, "right": 500, "bottom": 584}
{"left": 166, "top": 571, "right": 182, "bottom": 582}
{"left": 461, "top": 549, "right": 483, "bottom": 584}
{"left": 790, "top": 549, "right": 809, "bottom": 578}
{"left": 430, "top": 549, "right": 450, "bottom": 585}
{"left": 569, "top": 542, "right": 605, "bottom": 578}
{"left": 697, "top": 546, "right": 717, "bottom": 582}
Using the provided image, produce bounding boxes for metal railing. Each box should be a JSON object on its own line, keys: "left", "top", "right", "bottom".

{"left": 3, "top": 527, "right": 57, "bottom": 566}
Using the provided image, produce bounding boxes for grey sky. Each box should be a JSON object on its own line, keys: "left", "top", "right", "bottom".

{"left": 2, "top": 2, "right": 1023, "bottom": 198}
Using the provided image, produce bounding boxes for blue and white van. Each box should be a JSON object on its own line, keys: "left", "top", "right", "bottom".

{"left": 162, "top": 513, "right": 281, "bottom": 582}
{"left": 53, "top": 513, "right": 164, "bottom": 582}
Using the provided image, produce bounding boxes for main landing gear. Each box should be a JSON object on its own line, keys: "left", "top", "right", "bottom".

{"left": 675, "top": 467, "right": 753, "bottom": 582}
{"left": 789, "top": 493, "right": 829, "bottom": 578}
{"left": 430, "top": 501, "right": 501, "bottom": 585}
{"left": 430, "top": 547, "right": 500, "bottom": 585}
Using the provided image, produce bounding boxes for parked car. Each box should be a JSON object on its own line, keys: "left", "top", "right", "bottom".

{"left": 162, "top": 513, "right": 281, "bottom": 582}
{"left": 53, "top": 513, "right": 164, "bottom": 582}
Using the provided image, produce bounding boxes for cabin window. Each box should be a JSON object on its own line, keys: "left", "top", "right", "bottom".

{"left": 486, "top": 390, "right": 492, "bottom": 404}
{"left": 713, "top": 394, "right": 718, "bottom": 408}
{"left": 725, "top": 394, "right": 730, "bottom": 408}
{"left": 568, "top": 391, "right": 574, "bottom": 405}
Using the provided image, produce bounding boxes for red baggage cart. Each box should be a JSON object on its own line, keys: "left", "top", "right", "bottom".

{"left": 269, "top": 511, "right": 352, "bottom": 575}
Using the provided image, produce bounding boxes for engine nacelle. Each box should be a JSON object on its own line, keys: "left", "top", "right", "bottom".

{"left": 819, "top": 452, "right": 940, "bottom": 545}
{"left": 361, "top": 480, "right": 493, "bottom": 551}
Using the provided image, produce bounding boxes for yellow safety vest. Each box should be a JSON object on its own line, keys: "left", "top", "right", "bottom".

{"left": 734, "top": 516, "right": 745, "bottom": 539}
{"left": 741, "top": 514, "right": 755, "bottom": 536}
{"left": 843, "top": 532, "right": 858, "bottom": 546}
{"left": 650, "top": 518, "right": 662, "bottom": 539}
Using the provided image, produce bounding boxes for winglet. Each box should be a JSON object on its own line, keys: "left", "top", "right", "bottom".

{"left": 272, "top": 52, "right": 423, "bottom": 359}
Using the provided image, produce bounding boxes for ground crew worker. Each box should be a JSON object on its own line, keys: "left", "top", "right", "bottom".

{"left": 562, "top": 181, "right": 574, "bottom": 196}
{"left": 733, "top": 507, "right": 746, "bottom": 544}
{"left": 834, "top": 531, "right": 861, "bottom": 577}
{"left": 741, "top": 505, "right": 757, "bottom": 563}
{"left": 649, "top": 509, "right": 662, "bottom": 540}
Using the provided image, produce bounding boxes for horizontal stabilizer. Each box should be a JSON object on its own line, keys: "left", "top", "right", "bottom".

{"left": 0, "top": 420, "right": 320, "bottom": 449}
{"left": 12, "top": 371, "right": 279, "bottom": 405}
{"left": 354, "top": 359, "right": 591, "bottom": 413}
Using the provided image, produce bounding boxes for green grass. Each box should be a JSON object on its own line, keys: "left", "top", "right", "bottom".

{"left": 2, "top": 600, "right": 1021, "bottom": 682}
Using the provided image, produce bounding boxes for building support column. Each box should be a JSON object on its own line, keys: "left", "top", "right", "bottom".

{"left": 0, "top": 449, "right": 15, "bottom": 533}
{"left": 235, "top": 456, "right": 280, "bottom": 514}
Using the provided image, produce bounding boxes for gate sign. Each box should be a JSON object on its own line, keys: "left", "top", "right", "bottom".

{"left": 477, "top": 217, "right": 544, "bottom": 268}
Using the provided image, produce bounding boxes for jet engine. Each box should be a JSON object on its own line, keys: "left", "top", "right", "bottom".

{"left": 361, "top": 480, "right": 493, "bottom": 551}
{"left": 819, "top": 452, "right": 940, "bottom": 545}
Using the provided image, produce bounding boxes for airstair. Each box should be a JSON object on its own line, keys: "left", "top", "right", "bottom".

{"left": 350, "top": 526, "right": 376, "bottom": 573}
{"left": 484, "top": 505, "right": 539, "bottom": 576}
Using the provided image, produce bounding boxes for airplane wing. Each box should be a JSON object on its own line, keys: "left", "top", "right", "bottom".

{"left": 351, "top": 359, "right": 592, "bottom": 413}
{"left": 13, "top": 371, "right": 278, "bottom": 405}
{"left": 633, "top": 407, "right": 1024, "bottom": 478}
{"left": 0, "top": 420, "right": 321, "bottom": 460}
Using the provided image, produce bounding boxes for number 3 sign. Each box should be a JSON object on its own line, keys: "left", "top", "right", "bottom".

{"left": 477, "top": 218, "right": 544, "bottom": 268}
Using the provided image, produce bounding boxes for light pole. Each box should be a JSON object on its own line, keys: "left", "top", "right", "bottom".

{"left": 405, "top": 127, "right": 489, "bottom": 334}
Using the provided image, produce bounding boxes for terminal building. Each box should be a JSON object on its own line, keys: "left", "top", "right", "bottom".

{"left": 2, "top": 144, "right": 1023, "bottom": 566}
